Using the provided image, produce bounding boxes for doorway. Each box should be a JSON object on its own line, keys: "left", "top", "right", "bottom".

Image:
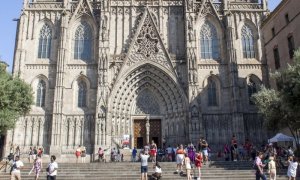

{"left": 133, "top": 119, "right": 161, "bottom": 148}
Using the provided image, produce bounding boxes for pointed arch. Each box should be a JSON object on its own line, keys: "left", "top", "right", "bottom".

{"left": 73, "top": 21, "right": 92, "bottom": 61}
{"left": 200, "top": 21, "right": 219, "bottom": 59}
{"left": 241, "top": 24, "right": 255, "bottom": 59}
{"left": 36, "top": 80, "right": 46, "bottom": 107}
{"left": 77, "top": 80, "right": 87, "bottom": 108}
{"left": 247, "top": 74, "right": 261, "bottom": 105}
{"left": 202, "top": 74, "right": 221, "bottom": 107}
{"left": 38, "top": 24, "right": 52, "bottom": 59}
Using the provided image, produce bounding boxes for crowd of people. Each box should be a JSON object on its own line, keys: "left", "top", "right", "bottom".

{"left": 4, "top": 136, "right": 300, "bottom": 180}
{"left": 4, "top": 145, "right": 58, "bottom": 180}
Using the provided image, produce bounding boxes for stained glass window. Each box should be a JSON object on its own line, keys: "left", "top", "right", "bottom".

{"left": 74, "top": 22, "right": 92, "bottom": 61}
{"left": 78, "top": 81, "right": 87, "bottom": 107}
{"left": 36, "top": 80, "right": 46, "bottom": 107}
{"left": 200, "top": 22, "right": 219, "bottom": 60}
{"left": 38, "top": 24, "right": 52, "bottom": 59}
{"left": 241, "top": 25, "right": 255, "bottom": 58}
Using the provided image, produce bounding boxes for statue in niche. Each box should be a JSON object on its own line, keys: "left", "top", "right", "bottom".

{"left": 101, "top": 16, "right": 108, "bottom": 41}
{"left": 191, "top": 105, "right": 198, "bottom": 117}
{"left": 188, "top": 30, "right": 195, "bottom": 42}
{"left": 187, "top": 0, "right": 193, "bottom": 11}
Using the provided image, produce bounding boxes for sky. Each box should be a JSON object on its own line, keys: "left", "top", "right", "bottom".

{"left": 0, "top": 0, "right": 282, "bottom": 72}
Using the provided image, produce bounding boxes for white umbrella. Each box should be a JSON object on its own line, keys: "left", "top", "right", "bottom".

{"left": 268, "top": 133, "right": 294, "bottom": 143}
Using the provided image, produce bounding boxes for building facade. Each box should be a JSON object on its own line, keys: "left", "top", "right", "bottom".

{"left": 3, "top": 0, "right": 269, "bottom": 158}
{"left": 262, "top": 0, "right": 300, "bottom": 89}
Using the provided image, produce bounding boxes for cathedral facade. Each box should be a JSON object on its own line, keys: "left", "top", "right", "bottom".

{"left": 4, "top": 0, "right": 269, "bottom": 157}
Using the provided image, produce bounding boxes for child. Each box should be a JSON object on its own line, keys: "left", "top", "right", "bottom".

{"left": 195, "top": 151, "right": 203, "bottom": 180}
{"left": 184, "top": 154, "right": 192, "bottom": 180}
{"left": 268, "top": 156, "right": 276, "bottom": 180}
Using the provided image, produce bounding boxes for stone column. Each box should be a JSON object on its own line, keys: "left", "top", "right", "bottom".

{"left": 145, "top": 116, "right": 150, "bottom": 144}
{"left": 225, "top": 13, "right": 245, "bottom": 142}
{"left": 50, "top": 11, "right": 69, "bottom": 155}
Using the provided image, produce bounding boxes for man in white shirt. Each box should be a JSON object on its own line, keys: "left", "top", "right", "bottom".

{"left": 10, "top": 156, "right": 24, "bottom": 180}
{"left": 47, "top": 155, "right": 58, "bottom": 180}
{"left": 140, "top": 150, "right": 150, "bottom": 180}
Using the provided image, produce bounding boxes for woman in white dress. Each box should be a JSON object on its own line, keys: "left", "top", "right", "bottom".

{"left": 184, "top": 154, "right": 192, "bottom": 180}
{"left": 287, "top": 156, "right": 298, "bottom": 180}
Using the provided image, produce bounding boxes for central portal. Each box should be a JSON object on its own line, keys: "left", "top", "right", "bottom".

{"left": 134, "top": 119, "right": 161, "bottom": 149}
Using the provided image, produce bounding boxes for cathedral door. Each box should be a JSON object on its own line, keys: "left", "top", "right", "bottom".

{"left": 134, "top": 120, "right": 146, "bottom": 149}
{"left": 134, "top": 119, "right": 161, "bottom": 149}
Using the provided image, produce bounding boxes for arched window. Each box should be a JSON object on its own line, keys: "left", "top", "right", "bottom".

{"left": 38, "top": 24, "right": 52, "bottom": 59}
{"left": 200, "top": 21, "right": 219, "bottom": 60}
{"left": 241, "top": 25, "right": 255, "bottom": 59}
{"left": 248, "top": 79, "right": 257, "bottom": 105}
{"left": 74, "top": 22, "right": 92, "bottom": 61}
{"left": 36, "top": 80, "right": 46, "bottom": 107}
{"left": 78, "top": 81, "right": 87, "bottom": 108}
{"left": 207, "top": 78, "right": 218, "bottom": 106}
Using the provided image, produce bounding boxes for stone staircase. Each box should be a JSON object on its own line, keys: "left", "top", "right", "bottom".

{"left": 0, "top": 161, "right": 291, "bottom": 180}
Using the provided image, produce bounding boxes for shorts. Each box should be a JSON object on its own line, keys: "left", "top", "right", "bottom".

{"left": 47, "top": 175, "right": 56, "bottom": 180}
{"left": 141, "top": 166, "right": 148, "bottom": 173}
{"left": 202, "top": 149, "right": 208, "bottom": 156}
{"left": 176, "top": 154, "right": 184, "bottom": 164}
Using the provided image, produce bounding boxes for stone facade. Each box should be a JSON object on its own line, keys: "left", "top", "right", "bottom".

{"left": 261, "top": 0, "right": 300, "bottom": 89}
{"left": 4, "top": 0, "right": 269, "bottom": 158}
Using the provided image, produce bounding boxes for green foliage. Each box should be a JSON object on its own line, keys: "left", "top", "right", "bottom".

{"left": 0, "top": 63, "right": 33, "bottom": 134}
{"left": 252, "top": 49, "right": 300, "bottom": 149}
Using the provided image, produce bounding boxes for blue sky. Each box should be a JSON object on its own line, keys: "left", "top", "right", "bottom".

{"left": 0, "top": 0, "right": 282, "bottom": 72}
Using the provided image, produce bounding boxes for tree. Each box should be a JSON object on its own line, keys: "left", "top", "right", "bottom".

{"left": 252, "top": 49, "right": 300, "bottom": 150}
{"left": 0, "top": 63, "right": 33, "bottom": 134}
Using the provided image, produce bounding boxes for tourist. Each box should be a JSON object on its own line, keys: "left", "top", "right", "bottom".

{"left": 150, "top": 140, "right": 157, "bottom": 163}
{"left": 199, "top": 138, "right": 209, "bottom": 165}
{"left": 176, "top": 144, "right": 185, "bottom": 173}
{"left": 287, "top": 156, "right": 298, "bottom": 180}
{"left": 166, "top": 145, "right": 173, "bottom": 162}
{"left": 75, "top": 145, "right": 81, "bottom": 163}
{"left": 10, "top": 155, "right": 24, "bottom": 180}
{"left": 195, "top": 151, "right": 203, "bottom": 180}
{"left": 111, "top": 147, "right": 117, "bottom": 162}
{"left": 140, "top": 150, "right": 150, "bottom": 180}
{"left": 37, "top": 147, "right": 43, "bottom": 157}
{"left": 144, "top": 143, "right": 150, "bottom": 155}
{"left": 132, "top": 147, "right": 137, "bottom": 162}
{"left": 151, "top": 162, "right": 162, "bottom": 180}
{"left": 224, "top": 144, "right": 230, "bottom": 161}
{"left": 98, "top": 147, "right": 104, "bottom": 162}
{"left": 47, "top": 155, "right": 58, "bottom": 180}
{"left": 184, "top": 153, "right": 192, "bottom": 180}
{"left": 14, "top": 146, "right": 21, "bottom": 160}
{"left": 268, "top": 156, "right": 276, "bottom": 180}
{"left": 31, "top": 154, "right": 42, "bottom": 180}
{"left": 287, "top": 146, "right": 294, "bottom": 157}
{"left": 254, "top": 152, "right": 266, "bottom": 180}
{"left": 28, "top": 147, "right": 34, "bottom": 163}
{"left": 81, "top": 146, "right": 86, "bottom": 163}
{"left": 231, "top": 135, "right": 238, "bottom": 161}
{"left": 187, "top": 143, "right": 196, "bottom": 164}
{"left": 33, "top": 147, "right": 38, "bottom": 160}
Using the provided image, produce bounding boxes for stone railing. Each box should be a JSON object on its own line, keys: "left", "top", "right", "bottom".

{"left": 228, "top": 3, "right": 262, "bottom": 10}
{"left": 27, "top": 2, "right": 63, "bottom": 10}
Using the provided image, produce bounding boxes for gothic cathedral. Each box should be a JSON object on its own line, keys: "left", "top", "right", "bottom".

{"left": 4, "top": 0, "right": 269, "bottom": 157}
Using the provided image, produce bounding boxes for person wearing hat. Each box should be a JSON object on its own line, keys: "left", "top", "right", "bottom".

{"left": 268, "top": 156, "right": 276, "bottom": 180}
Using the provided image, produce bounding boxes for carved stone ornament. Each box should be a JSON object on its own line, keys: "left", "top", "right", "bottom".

{"left": 127, "top": 14, "right": 172, "bottom": 70}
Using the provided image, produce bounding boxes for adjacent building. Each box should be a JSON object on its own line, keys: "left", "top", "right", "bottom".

{"left": 2, "top": 0, "right": 269, "bottom": 160}
{"left": 262, "top": 0, "right": 300, "bottom": 89}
